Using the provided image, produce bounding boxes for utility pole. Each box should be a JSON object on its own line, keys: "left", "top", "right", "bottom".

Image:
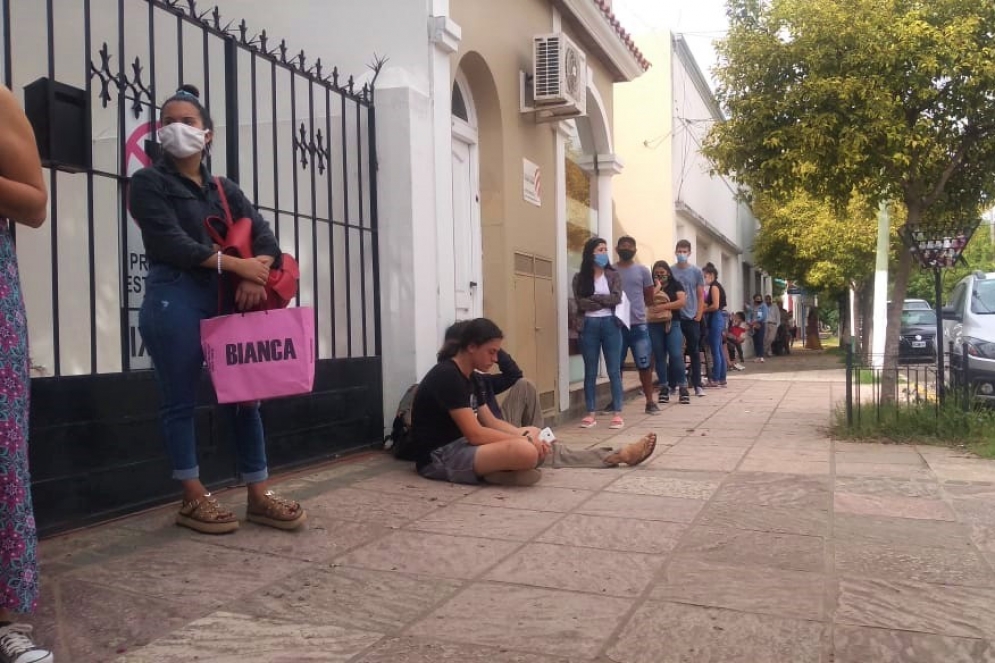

{"left": 871, "top": 202, "right": 890, "bottom": 370}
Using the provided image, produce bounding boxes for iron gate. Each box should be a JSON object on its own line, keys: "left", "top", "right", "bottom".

{"left": 1, "top": 0, "right": 383, "bottom": 535}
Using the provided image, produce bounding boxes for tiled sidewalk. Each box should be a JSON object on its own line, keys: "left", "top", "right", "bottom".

{"left": 30, "top": 364, "right": 995, "bottom": 662}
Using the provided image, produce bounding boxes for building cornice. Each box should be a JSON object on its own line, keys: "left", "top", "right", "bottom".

{"left": 429, "top": 15, "right": 461, "bottom": 54}
{"left": 675, "top": 199, "right": 743, "bottom": 254}
{"left": 576, "top": 153, "right": 624, "bottom": 176}
{"left": 673, "top": 33, "right": 723, "bottom": 120}
{"left": 554, "top": 0, "right": 648, "bottom": 82}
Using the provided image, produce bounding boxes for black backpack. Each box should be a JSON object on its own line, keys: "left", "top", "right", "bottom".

{"left": 386, "top": 383, "right": 419, "bottom": 460}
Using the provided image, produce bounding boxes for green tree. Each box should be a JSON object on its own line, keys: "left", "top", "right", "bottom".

{"left": 705, "top": 0, "right": 995, "bottom": 400}
{"left": 752, "top": 191, "right": 884, "bottom": 351}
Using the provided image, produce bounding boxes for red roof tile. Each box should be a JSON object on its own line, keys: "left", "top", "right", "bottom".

{"left": 592, "top": 0, "right": 651, "bottom": 70}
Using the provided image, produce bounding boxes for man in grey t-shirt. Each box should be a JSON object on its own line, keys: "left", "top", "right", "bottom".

{"left": 671, "top": 239, "right": 706, "bottom": 395}
{"left": 614, "top": 236, "right": 659, "bottom": 414}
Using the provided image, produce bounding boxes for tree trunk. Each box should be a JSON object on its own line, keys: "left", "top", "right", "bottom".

{"left": 839, "top": 293, "right": 850, "bottom": 349}
{"left": 879, "top": 206, "right": 918, "bottom": 404}
{"left": 859, "top": 281, "right": 874, "bottom": 361}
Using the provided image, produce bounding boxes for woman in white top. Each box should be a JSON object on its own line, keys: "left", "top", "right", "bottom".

{"left": 571, "top": 237, "right": 625, "bottom": 429}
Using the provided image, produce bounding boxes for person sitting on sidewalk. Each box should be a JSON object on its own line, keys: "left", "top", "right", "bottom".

{"left": 443, "top": 320, "right": 543, "bottom": 428}
{"left": 409, "top": 318, "right": 657, "bottom": 486}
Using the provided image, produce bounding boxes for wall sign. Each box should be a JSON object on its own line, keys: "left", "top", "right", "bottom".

{"left": 523, "top": 158, "right": 541, "bottom": 207}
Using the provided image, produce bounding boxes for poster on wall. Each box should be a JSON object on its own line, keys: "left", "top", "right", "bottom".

{"left": 523, "top": 158, "right": 541, "bottom": 207}
{"left": 123, "top": 104, "right": 158, "bottom": 370}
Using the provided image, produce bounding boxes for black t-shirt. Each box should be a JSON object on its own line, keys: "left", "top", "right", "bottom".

{"left": 661, "top": 278, "right": 684, "bottom": 302}
{"left": 410, "top": 360, "right": 477, "bottom": 468}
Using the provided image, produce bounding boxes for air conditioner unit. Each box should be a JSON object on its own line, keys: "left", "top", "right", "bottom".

{"left": 532, "top": 33, "right": 587, "bottom": 116}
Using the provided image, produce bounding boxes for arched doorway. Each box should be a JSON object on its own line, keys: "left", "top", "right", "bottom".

{"left": 451, "top": 71, "right": 482, "bottom": 319}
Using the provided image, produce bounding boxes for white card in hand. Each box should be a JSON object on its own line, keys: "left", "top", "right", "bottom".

{"left": 538, "top": 427, "right": 556, "bottom": 443}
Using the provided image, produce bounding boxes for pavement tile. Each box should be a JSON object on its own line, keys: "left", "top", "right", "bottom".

{"left": 459, "top": 485, "right": 594, "bottom": 512}
{"left": 305, "top": 486, "right": 445, "bottom": 528}
{"left": 412, "top": 583, "right": 632, "bottom": 659}
{"left": 650, "top": 557, "right": 825, "bottom": 620}
{"left": 236, "top": 565, "right": 461, "bottom": 634}
{"left": 647, "top": 453, "right": 742, "bottom": 471}
{"left": 833, "top": 625, "right": 995, "bottom": 663}
{"left": 834, "top": 493, "right": 957, "bottom": 521}
{"left": 930, "top": 462, "right": 995, "bottom": 483}
{"left": 943, "top": 483, "right": 995, "bottom": 499}
{"left": 834, "top": 513, "right": 973, "bottom": 550}
{"left": 353, "top": 637, "right": 572, "bottom": 663}
{"left": 835, "top": 450, "right": 926, "bottom": 465}
{"left": 835, "top": 476, "right": 941, "bottom": 498}
{"left": 676, "top": 525, "right": 825, "bottom": 573}
{"left": 528, "top": 467, "right": 626, "bottom": 491}
{"left": 575, "top": 491, "right": 704, "bottom": 523}
{"left": 404, "top": 503, "right": 564, "bottom": 541}
{"left": 952, "top": 498, "right": 995, "bottom": 526}
{"left": 607, "top": 601, "right": 824, "bottom": 663}
{"left": 63, "top": 538, "right": 310, "bottom": 609}
{"left": 836, "top": 576, "right": 995, "bottom": 638}
{"left": 483, "top": 542, "right": 665, "bottom": 597}
{"left": 835, "top": 539, "right": 995, "bottom": 587}
{"left": 835, "top": 462, "right": 936, "bottom": 481}
{"left": 350, "top": 469, "right": 481, "bottom": 502}
{"left": 744, "top": 448, "right": 830, "bottom": 462}
{"left": 738, "top": 459, "right": 830, "bottom": 475}
{"left": 32, "top": 576, "right": 200, "bottom": 663}
{"left": 198, "top": 516, "right": 388, "bottom": 563}
{"left": 696, "top": 501, "right": 829, "bottom": 537}
{"left": 605, "top": 469, "right": 723, "bottom": 500}
{"left": 535, "top": 513, "right": 687, "bottom": 554}
{"left": 335, "top": 530, "right": 519, "bottom": 579}
{"left": 970, "top": 525, "right": 995, "bottom": 553}
{"left": 115, "top": 611, "right": 382, "bottom": 662}
{"left": 712, "top": 472, "right": 831, "bottom": 509}
{"left": 658, "top": 444, "right": 747, "bottom": 459}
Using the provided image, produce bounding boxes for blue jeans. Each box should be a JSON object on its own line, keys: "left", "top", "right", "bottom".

{"left": 619, "top": 323, "right": 652, "bottom": 369}
{"left": 579, "top": 316, "right": 623, "bottom": 413}
{"left": 648, "top": 321, "right": 687, "bottom": 388}
{"left": 707, "top": 311, "right": 728, "bottom": 382}
{"left": 680, "top": 318, "right": 703, "bottom": 389}
{"left": 753, "top": 323, "right": 766, "bottom": 359}
{"left": 139, "top": 264, "right": 269, "bottom": 483}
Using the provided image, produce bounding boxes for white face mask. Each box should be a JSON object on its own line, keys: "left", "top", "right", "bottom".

{"left": 157, "top": 122, "right": 208, "bottom": 159}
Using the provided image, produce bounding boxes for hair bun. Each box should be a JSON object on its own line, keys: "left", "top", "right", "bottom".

{"left": 176, "top": 84, "right": 201, "bottom": 99}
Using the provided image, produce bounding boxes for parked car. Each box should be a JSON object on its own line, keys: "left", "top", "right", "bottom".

{"left": 898, "top": 308, "right": 938, "bottom": 362}
{"left": 902, "top": 298, "right": 933, "bottom": 311}
{"left": 942, "top": 271, "right": 995, "bottom": 403}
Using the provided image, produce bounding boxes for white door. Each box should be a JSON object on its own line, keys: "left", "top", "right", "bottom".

{"left": 452, "top": 137, "right": 482, "bottom": 319}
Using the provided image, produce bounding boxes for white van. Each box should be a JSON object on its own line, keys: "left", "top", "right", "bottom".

{"left": 942, "top": 271, "right": 995, "bottom": 402}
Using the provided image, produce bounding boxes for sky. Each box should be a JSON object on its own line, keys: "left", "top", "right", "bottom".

{"left": 611, "top": 0, "right": 730, "bottom": 89}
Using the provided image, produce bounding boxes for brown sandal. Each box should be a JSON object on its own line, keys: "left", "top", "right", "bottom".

{"left": 246, "top": 490, "right": 307, "bottom": 530}
{"left": 176, "top": 493, "right": 239, "bottom": 534}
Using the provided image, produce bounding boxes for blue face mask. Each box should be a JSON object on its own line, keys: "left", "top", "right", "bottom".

{"left": 676, "top": 253, "right": 689, "bottom": 264}
{"left": 593, "top": 253, "right": 610, "bottom": 268}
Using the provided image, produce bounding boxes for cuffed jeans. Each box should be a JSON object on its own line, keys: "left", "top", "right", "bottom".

{"left": 139, "top": 264, "right": 269, "bottom": 483}
{"left": 680, "top": 318, "right": 703, "bottom": 389}
{"left": 706, "top": 311, "right": 728, "bottom": 382}
{"left": 579, "top": 316, "right": 623, "bottom": 413}
{"left": 648, "top": 321, "right": 687, "bottom": 388}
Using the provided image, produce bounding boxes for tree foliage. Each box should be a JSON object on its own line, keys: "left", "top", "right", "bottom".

{"left": 705, "top": 0, "right": 995, "bottom": 398}
{"left": 751, "top": 191, "right": 883, "bottom": 297}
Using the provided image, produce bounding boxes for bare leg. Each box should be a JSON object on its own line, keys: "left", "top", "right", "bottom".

{"left": 638, "top": 367, "right": 654, "bottom": 404}
{"left": 473, "top": 436, "right": 540, "bottom": 476}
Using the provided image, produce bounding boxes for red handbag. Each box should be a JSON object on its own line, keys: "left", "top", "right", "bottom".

{"left": 205, "top": 176, "right": 299, "bottom": 309}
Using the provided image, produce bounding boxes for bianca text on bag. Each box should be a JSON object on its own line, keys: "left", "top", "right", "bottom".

{"left": 225, "top": 338, "right": 298, "bottom": 365}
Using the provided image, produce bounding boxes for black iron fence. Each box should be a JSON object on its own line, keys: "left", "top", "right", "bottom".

{"left": 3, "top": 0, "right": 379, "bottom": 376}
{"left": 2, "top": 0, "right": 386, "bottom": 534}
{"left": 843, "top": 345, "right": 977, "bottom": 428}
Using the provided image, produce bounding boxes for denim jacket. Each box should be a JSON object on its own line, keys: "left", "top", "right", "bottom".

{"left": 571, "top": 268, "right": 623, "bottom": 332}
{"left": 128, "top": 159, "right": 281, "bottom": 274}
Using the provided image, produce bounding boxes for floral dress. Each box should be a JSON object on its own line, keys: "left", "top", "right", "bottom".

{"left": 0, "top": 221, "right": 37, "bottom": 614}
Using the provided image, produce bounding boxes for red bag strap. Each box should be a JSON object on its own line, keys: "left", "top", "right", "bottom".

{"left": 214, "top": 176, "right": 235, "bottom": 226}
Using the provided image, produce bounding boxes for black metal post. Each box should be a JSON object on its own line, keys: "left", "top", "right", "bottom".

{"left": 224, "top": 37, "right": 239, "bottom": 182}
{"left": 934, "top": 267, "right": 945, "bottom": 403}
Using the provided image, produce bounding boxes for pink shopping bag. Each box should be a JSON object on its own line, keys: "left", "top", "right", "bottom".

{"left": 201, "top": 307, "right": 315, "bottom": 404}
